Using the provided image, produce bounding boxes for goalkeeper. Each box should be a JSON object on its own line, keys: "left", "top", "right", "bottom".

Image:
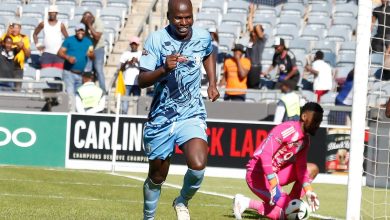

{"left": 233, "top": 102, "right": 323, "bottom": 220}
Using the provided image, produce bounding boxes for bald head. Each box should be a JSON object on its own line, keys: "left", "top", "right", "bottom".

{"left": 167, "top": 0, "right": 193, "bottom": 40}
{"left": 168, "top": 0, "right": 192, "bottom": 15}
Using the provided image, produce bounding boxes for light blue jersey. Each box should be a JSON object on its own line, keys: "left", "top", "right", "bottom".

{"left": 140, "top": 26, "right": 213, "bottom": 126}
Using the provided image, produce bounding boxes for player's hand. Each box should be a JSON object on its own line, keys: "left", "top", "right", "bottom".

{"left": 305, "top": 191, "right": 320, "bottom": 212}
{"left": 164, "top": 54, "right": 179, "bottom": 73}
{"left": 207, "top": 84, "right": 219, "bottom": 102}
{"left": 268, "top": 175, "right": 282, "bottom": 206}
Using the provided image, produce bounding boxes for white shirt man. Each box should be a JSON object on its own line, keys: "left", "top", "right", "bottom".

{"left": 306, "top": 50, "right": 333, "bottom": 102}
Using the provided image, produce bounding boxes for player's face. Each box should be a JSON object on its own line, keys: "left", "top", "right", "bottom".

{"left": 302, "top": 111, "right": 323, "bottom": 136}
{"left": 168, "top": 1, "right": 193, "bottom": 39}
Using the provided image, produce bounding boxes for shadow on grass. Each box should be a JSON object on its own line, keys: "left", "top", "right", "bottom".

{"left": 224, "top": 209, "right": 271, "bottom": 219}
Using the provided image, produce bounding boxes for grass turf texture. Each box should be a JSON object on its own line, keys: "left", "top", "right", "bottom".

{"left": 0, "top": 166, "right": 354, "bottom": 219}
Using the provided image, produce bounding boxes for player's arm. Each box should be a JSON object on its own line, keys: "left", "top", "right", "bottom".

{"left": 386, "top": 97, "right": 390, "bottom": 118}
{"left": 203, "top": 52, "right": 220, "bottom": 101}
{"left": 138, "top": 54, "right": 178, "bottom": 88}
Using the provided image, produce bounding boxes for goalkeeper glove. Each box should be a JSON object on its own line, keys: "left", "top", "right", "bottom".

{"left": 306, "top": 191, "right": 320, "bottom": 212}
{"left": 267, "top": 173, "right": 282, "bottom": 205}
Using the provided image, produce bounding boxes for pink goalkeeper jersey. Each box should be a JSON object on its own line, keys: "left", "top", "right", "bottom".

{"left": 247, "top": 121, "right": 310, "bottom": 184}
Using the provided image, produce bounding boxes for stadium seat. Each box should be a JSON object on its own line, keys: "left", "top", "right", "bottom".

{"left": 300, "top": 26, "right": 325, "bottom": 41}
{"left": 57, "top": 5, "right": 73, "bottom": 22}
{"left": 21, "top": 5, "right": 45, "bottom": 20}
{"left": 339, "top": 41, "right": 356, "bottom": 54}
{"left": 196, "top": 12, "right": 221, "bottom": 26}
{"left": 107, "top": 0, "right": 131, "bottom": 12}
{"left": 227, "top": 0, "right": 250, "bottom": 14}
{"left": 255, "top": 5, "right": 282, "bottom": 17}
{"left": 335, "top": 66, "right": 353, "bottom": 84}
{"left": 301, "top": 90, "right": 317, "bottom": 102}
{"left": 100, "top": 7, "right": 126, "bottom": 28}
{"left": 309, "top": 2, "right": 332, "bottom": 17}
{"left": 306, "top": 15, "right": 331, "bottom": 29}
{"left": 0, "top": 4, "right": 19, "bottom": 19}
{"left": 0, "top": 16, "right": 9, "bottom": 31}
{"left": 218, "top": 36, "right": 235, "bottom": 53}
{"left": 56, "top": 0, "right": 77, "bottom": 7}
{"left": 200, "top": 0, "right": 226, "bottom": 14}
{"left": 29, "top": 0, "right": 51, "bottom": 5}
{"left": 253, "top": 14, "right": 276, "bottom": 30}
{"left": 320, "top": 92, "right": 338, "bottom": 105}
{"left": 312, "top": 41, "right": 336, "bottom": 54}
{"left": 275, "top": 26, "right": 299, "bottom": 40}
{"left": 261, "top": 48, "right": 275, "bottom": 66}
{"left": 371, "top": 53, "right": 384, "bottom": 67}
{"left": 288, "top": 39, "right": 311, "bottom": 53}
{"left": 81, "top": 0, "right": 104, "bottom": 8}
{"left": 73, "top": 6, "right": 99, "bottom": 21}
{"left": 277, "top": 14, "right": 302, "bottom": 29}
{"left": 325, "top": 26, "right": 351, "bottom": 42}
{"left": 222, "top": 13, "right": 247, "bottom": 30}
{"left": 332, "top": 17, "right": 357, "bottom": 32}
{"left": 218, "top": 23, "right": 241, "bottom": 39}
{"left": 333, "top": 3, "right": 358, "bottom": 18}
{"left": 290, "top": 49, "right": 306, "bottom": 66}
{"left": 20, "top": 17, "right": 39, "bottom": 31}
{"left": 280, "top": 3, "right": 305, "bottom": 17}
{"left": 337, "top": 53, "right": 355, "bottom": 66}
{"left": 102, "top": 20, "right": 120, "bottom": 40}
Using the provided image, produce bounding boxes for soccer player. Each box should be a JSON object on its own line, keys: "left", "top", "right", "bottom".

{"left": 233, "top": 102, "right": 323, "bottom": 220}
{"left": 138, "top": 0, "right": 220, "bottom": 219}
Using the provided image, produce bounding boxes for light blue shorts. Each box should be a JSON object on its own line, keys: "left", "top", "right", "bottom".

{"left": 143, "top": 118, "right": 207, "bottom": 160}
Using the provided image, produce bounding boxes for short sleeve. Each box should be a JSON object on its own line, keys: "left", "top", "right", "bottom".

{"left": 62, "top": 37, "right": 70, "bottom": 49}
{"left": 94, "top": 19, "right": 104, "bottom": 33}
{"left": 23, "top": 36, "right": 30, "bottom": 49}
{"left": 204, "top": 32, "right": 213, "bottom": 56}
{"left": 119, "top": 52, "right": 128, "bottom": 64}
{"left": 288, "top": 51, "right": 297, "bottom": 67}
{"left": 243, "top": 58, "right": 251, "bottom": 70}
{"left": 272, "top": 53, "right": 277, "bottom": 67}
{"left": 140, "top": 33, "right": 160, "bottom": 71}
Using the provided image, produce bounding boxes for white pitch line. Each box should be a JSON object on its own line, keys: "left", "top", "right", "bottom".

{"left": 111, "top": 172, "right": 341, "bottom": 220}
{"left": 0, "top": 178, "right": 140, "bottom": 188}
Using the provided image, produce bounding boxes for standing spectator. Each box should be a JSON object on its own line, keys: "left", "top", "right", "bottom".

{"left": 0, "top": 36, "right": 20, "bottom": 90}
{"left": 81, "top": 11, "right": 106, "bottom": 93}
{"left": 274, "top": 80, "right": 304, "bottom": 123}
{"left": 372, "top": 0, "right": 390, "bottom": 53}
{"left": 58, "top": 23, "right": 94, "bottom": 96}
{"left": 119, "top": 36, "right": 142, "bottom": 114}
{"left": 246, "top": 3, "right": 267, "bottom": 89}
{"left": 305, "top": 51, "right": 333, "bottom": 102}
{"left": 75, "top": 71, "right": 106, "bottom": 113}
{"left": 1, "top": 21, "right": 31, "bottom": 91}
{"left": 33, "top": 5, "right": 68, "bottom": 69}
{"left": 386, "top": 97, "right": 390, "bottom": 117}
{"left": 219, "top": 43, "right": 251, "bottom": 101}
{"left": 138, "top": 0, "right": 220, "bottom": 219}
{"left": 208, "top": 27, "right": 221, "bottom": 82}
{"left": 262, "top": 37, "right": 300, "bottom": 90}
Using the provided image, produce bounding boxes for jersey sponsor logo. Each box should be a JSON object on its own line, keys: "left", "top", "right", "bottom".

{"left": 0, "top": 127, "right": 36, "bottom": 148}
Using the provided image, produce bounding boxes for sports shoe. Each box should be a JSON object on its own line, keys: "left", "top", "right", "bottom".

{"left": 173, "top": 198, "right": 190, "bottom": 220}
{"left": 233, "top": 194, "right": 250, "bottom": 220}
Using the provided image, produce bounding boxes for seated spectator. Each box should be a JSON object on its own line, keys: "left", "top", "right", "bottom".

{"left": 119, "top": 36, "right": 142, "bottom": 114}
{"left": 75, "top": 71, "right": 106, "bottom": 113}
{"left": 305, "top": 50, "right": 334, "bottom": 102}
{"left": 261, "top": 37, "right": 299, "bottom": 90}
{"left": 246, "top": 3, "right": 267, "bottom": 89}
{"left": 58, "top": 23, "right": 94, "bottom": 97}
{"left": 328, "top": 69, "right": 354, "bottom": 125}
{"left": 33, "top": 5, "right": 68, "bottom": 69}
{"left": 219, "top": 44, "right": 251, "bottom": 101}
{"left": 0, "top": 36, "right": 20, "bottom": 90}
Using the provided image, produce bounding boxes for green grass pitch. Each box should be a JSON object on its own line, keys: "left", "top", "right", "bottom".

{"left": 0, "top": 166, "right": 352, "bottom": 219}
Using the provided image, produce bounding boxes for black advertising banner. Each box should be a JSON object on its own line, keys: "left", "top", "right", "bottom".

{"left": 68, "top": 115, "right": 327, "bottom": 172}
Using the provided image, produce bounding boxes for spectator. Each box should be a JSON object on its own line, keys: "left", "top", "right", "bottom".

{"left": 119, "top": 36, "right": 142, "bottom": 114}
{"left": 329, "top": 69, "right": 354, "bottom": 125}
{"left": 208, "top": 27, "right": 222, "bottom": 82}
{"left": 33, "top": 5, "right": 68, "bottom": 69}
{"left": 81, "top": 11, "right": 106, "bottom": 93}
{"left": 0, "top": 36, "right": 20, "bottom": 90}
{"left": 1, "top": 21, "right": 31, "bottom": 91}
{"left": 372, "top": 0, "right": 390, "bottom": 53}
{"left": 57, "top": 23, "right": 94, "bottom": 97}
{"left": 274, "top": 80, "right": 304, "bottom": 123}
{"left": 386, "top": 97, "right": 390, "bottom": 118}
{"left": 246, "top": 3, "right": 266, "bottom": 89}
{"left": 305, "top": 51, "right": 334, "bottom": 102}
{"left": 219, "top": 43, "right": 251, "bottom": 101}
{"left": 75, "top": 71, "right": 106, "bottom": 113}
{"left": 262, "top": 37, "right": 300, "bottom": 90}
